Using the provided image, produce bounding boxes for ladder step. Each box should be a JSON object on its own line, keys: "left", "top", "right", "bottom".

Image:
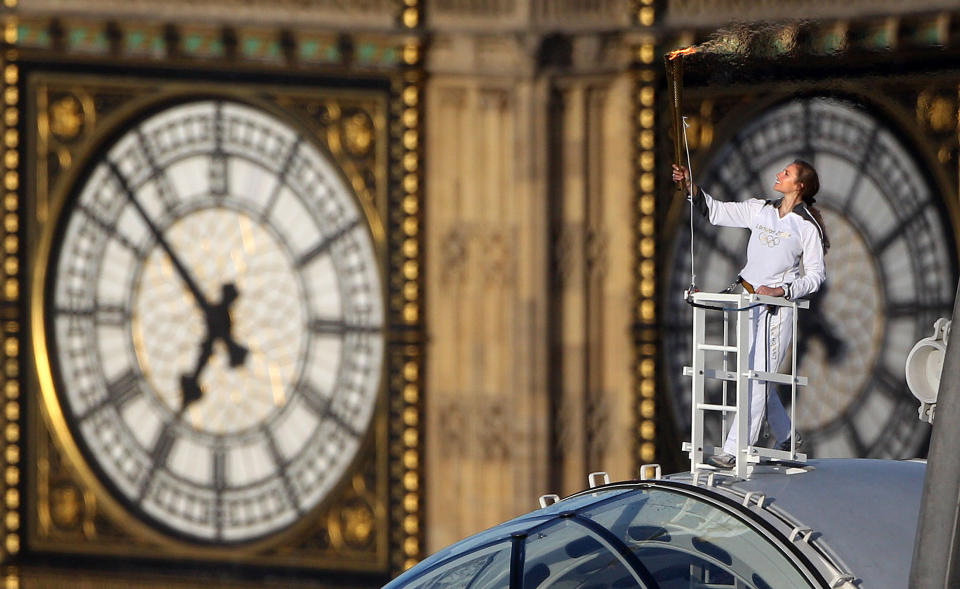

{"left": 683, "top": 367, "right": 737, "bottom": 380}
{"left": 697, "top": 344, "right": 738, "bottom": 352}
{"left": 749, "top": 446, "right": 808, "bottom": 462}
{"left": 682, "top": 442, "right": 725, "bottom": 456}
{"left": 749, "top": 370, "right": 808, "bottom": 386}
{"left": 683, "top": 367, "right": 807, "bottom": 386}
{"left": 697, "top": 403, "right": 736, "bottom": 413}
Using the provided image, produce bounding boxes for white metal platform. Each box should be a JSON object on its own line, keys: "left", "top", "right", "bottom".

{"left": 683, "top": 290, "right": 809, "bottom": 478}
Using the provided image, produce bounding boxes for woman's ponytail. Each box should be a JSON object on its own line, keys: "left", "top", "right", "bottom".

{"left": 793, "top": 159, "right": 830, "bottom": 252}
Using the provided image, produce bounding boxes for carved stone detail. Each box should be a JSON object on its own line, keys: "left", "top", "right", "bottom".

{"left": 553, "top": 223, "right": 580, "bottom": 290}
{"left": 437, "top": 86, "right": 467, "bottom": 108}
{"left": 428, "top": 32, "right": 631, "bottom": 75}
{"left": 665, "top": 0, "right": 950, "bottom": 28}
{"left": 553, "top": 223, "right": 607, "bottom": 285}
{"left": 477, "top": 227, "right": 516, "bottom": 287}
{"left": 439, "top": 227, "right": 469, "bottom": 286}
{"left": 475, "top": 403, "right": 511, "bottom": 460}
{"left": 427, "top": 0, "right": 629, "bottom": 27}
{"left": 913, "top": 86, "right": 959, "bottom": 164}
{"left": 584, "top": 225, "right": 608, "bottom": 281}
{"left": 430, "top": 0, "right": 518, "bottom": 16}
{"left": 435, "top": 398, "right": 511, "bottom": 461}
{"left": 554, "top": 388, "right": 609, "bottom": 468}
{"left": 434, "top": 401, "right": 468, "bottom": 459}
{"left": 584, "top": 388, "right": 610, "bottom": 467}
{"left": 439, "top": 225, "right": 516, "bottom": 287}
{"left": 533, "top": 0, "right": 630, "bottom": 24}
{"left": 477, "top": 88, "right": 509, "bottom": 111}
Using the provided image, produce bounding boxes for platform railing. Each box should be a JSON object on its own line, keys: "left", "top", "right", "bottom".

{"left": 681, "top": 290, "right": 809, "bottom": 478}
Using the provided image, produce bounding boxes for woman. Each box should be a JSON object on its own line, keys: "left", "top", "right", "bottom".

{"left": 671, "top": 160, "right": 828, "bottom": 468}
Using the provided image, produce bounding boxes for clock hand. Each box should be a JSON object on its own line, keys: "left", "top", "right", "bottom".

{"left": 107, "top": 162, "right": 249, "bottom": 411}
{"left": 107, "top": 161, "right": 214, "bottom": 314}
{"left": 180, "top": 283, "right": 249, "bottom": 414}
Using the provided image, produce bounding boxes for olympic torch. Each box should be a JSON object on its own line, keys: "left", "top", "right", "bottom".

{"left": 665, "top": 47, "right": 696, "bottom": 190}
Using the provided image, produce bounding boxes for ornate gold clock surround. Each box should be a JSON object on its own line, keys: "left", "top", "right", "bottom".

{"left": 4, "top": 62, "right": 424, "bottom": 581}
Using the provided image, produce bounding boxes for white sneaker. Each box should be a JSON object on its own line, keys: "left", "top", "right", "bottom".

{"left": 777, "top": 432, "right": 804, "bottom": 452}
{"left": 707, "top": 453, "right": 735, "bottom": 468}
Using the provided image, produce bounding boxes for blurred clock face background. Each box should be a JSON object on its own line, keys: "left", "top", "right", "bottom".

{"left": 662, "top": 96, "right": 958, "bottom": 459}
{"left": 44, "top": 99, "right": 385, "bottom": 543}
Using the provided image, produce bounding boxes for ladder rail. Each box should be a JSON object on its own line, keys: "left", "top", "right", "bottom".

{"left": 722, "top": 310, "right": 730, "bottom": 451}
{"left": 789, "top": 296, "right": 799, "bottom": 454}
{"left": 690, "top": 304, "right": 707, "bottom": 469}
{"left": 735, "top": 299, "right": 750, "bottom": 478}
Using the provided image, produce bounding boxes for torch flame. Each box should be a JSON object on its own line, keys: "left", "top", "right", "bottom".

{"left": 667, "top": 46, "right": 698, "bottom": 60}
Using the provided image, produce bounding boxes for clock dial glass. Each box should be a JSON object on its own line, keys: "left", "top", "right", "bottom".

{"left": 663, "top": 96, "right": 957, "bottom": 459}
{"left": 47, "top": 100, "right": 384, "bottom": 543}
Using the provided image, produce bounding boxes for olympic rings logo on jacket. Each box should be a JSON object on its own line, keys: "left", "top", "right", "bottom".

{"left": 759, "top": 233, "right": 781, "bottom": 247}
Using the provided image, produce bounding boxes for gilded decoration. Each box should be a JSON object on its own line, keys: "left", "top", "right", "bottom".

{"left": 18, "top": 69, "right": 420, "bottom": 578}
{"left": 326, "top": 473, "right": 382, "bottom": 551}
{"left": 917, "top": 87, "right": 959, "bottom": 164}
{"left": 48, "top": 95, "right": 86, "bottom": 142}
{"left": 36, "top": 83, "right": 128, "bottom": 223}
{"left": 12, "top": 19, "right": 416, "bottom": 74}
{"left": 276, "top": 94, "right": 386, "bottom": 214}
{"left": 388, "top": 42, "right": 425, "bottom": 571}
{"left": 62, "top": 20, "right": 111, "bottom": 55}
{"left": 0, "top": 38, "right": 21, "bottom": 565}
{"left": 178, "top": 25, "right": 226, "bottom": 59}
{"left": 344, "top": 111, "right": 375, "bottom": 157}
{"left": 633, "top": 63, "right": 658, "bottom": 466}
{"left": 19, "top": 0, "right": 400, "bottom": 29}
{"left": 48, "top": 484, "right": 81, "bottom": 531}
{"left": 120, "top": 23, "right": 167, "bottom": 59}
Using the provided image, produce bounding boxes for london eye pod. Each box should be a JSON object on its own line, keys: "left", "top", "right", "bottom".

{"left": 384, "top": 459, "right": 924, "bottom": 589}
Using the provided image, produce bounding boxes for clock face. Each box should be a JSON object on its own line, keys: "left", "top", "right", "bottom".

{"left": 43, "top": 99, "right": 385, "bottom": 543}
{"left": 663, "top": 96, "right": 957, "bottom": 459}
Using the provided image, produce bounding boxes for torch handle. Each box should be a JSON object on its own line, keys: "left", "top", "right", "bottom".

{"left": 665, "top": 54, "right": 685, "bottom": 180}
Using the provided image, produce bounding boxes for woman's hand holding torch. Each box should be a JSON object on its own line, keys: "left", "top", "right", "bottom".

{"left": 671, "top": 164, "right": 697, "bottom": 196}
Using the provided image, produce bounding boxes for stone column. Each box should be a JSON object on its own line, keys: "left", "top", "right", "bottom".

{"left": 553, "top": 72, "right": 635, "bottom": 497}
{"left": 425, "top": 37, "right": 552, "bottom": 547}
{"left": 424, "top": 22, "right": 635, "bottom": 549}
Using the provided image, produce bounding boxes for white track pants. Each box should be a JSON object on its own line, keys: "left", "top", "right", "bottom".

{"left": 722, "top": 304, "right": 794, "bottom": 455}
